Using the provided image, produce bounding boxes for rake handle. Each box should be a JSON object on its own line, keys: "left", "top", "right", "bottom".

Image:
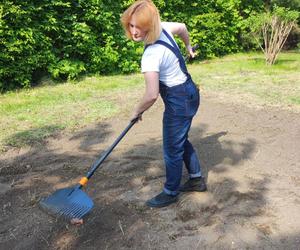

{"left": 78, "top": 46, "right": 199, "bottom": 188}
{"left": 79, "top": 117, "right": 139, "bottom": 188}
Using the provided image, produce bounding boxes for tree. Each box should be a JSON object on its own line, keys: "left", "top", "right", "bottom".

{"left": 246, "top": 6, "right": 299, "bottom": 65}
{"left": 266, "top": 0, "right": 300, "bottom": 12}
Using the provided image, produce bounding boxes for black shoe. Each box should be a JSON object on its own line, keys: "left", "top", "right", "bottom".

{"left": 179, "top": 177, "right": 207, "bottom": 192}
{"left": 146, "top": 191, "right": 178, "bottom": 208}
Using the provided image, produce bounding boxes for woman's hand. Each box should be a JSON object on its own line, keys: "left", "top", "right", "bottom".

{"left": 130, "top": 72, "right": 159, "bottom": 123}
{"left": 131, "top": 112, "right": 143, "bottom": 123}
{"left": 187, "top": 44, "right": 196, "bottom": 59}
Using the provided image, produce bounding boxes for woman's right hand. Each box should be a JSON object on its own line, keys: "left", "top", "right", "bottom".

{"left": 187, "top": 45, "right": 196, "bottom": 58}
{"left": 131, "top": 112, "right": 143, "bottom": 123}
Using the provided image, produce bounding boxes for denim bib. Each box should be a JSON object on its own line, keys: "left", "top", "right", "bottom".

{"left": 145, "top": 29, "right": 199, "bottom": 117}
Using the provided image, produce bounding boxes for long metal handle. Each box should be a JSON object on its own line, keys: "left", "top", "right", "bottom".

{"left": 78, "top": 48, "right": 201, "bottom": 188}
{"left": 81, "top": 117, "right": 138, "bottom": 183}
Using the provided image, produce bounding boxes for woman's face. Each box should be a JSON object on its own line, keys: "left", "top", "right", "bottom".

{"left": 129, "top": 15, "right": 147, "bottom": 42}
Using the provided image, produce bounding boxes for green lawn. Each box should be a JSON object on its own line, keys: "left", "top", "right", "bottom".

{"left": 1, "top": 52, "right": 299, "bottom": 150}
{"left": 190, "top": 52, "right": 300, "bottom": 106}
{"left": 0, "top": 74, "right": 143, "bottom": 149}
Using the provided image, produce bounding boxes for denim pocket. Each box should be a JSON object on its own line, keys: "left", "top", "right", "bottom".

{"left": 185, "top": 90, "right": 199, "bottom": 116}
{"left": 164, "top": 94, "right": 185, "bottom": 115}
{"left": 165, "top": 90, "right": 199, "bottom": 117}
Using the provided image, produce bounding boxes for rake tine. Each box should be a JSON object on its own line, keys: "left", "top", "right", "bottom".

{"left": 72, "top": 210, "right": 82, "bottom": 219}
{"left": 74, "top": 207, "right": 86, "bottom": 218}
{"left": 56, "top": 204, "right": 68, "bottom": 217}
{"left": 63, "top": 202, "right": 87, "bottom": 219}
{"left": 75, "top": 207, "right": 86, "bottom": 217}
{"left": 41, "top": 202, "right": 60, "bottom": 216}
{"left": 72, "top": 204, "right": 85, "bottom": 216}
{"left": 62, "top": 210, "right": 72, "bottom": 218}
{"left": 58, "top": 205, "right": 70, "bottom": 217}
{"left": 57, "top": 210, "right": 66, "bottom": 218}
{"left": 76, "top": 206, "right": 89, "bottom": 218}
{"left": 66, "top": 203, "right": 77, "bottom": 214}
{"left": 78, "top": 207, "right": 89, "bottom": 218}
{"left": 61, "top": 210, "right": 70, "bottom": 218}
{"left": 65, "top": 205, "right": 81, "bottom": 218}
{"left": 76, "top": 210, "right": 86, "bottom": 218}
{"left": 51, "top": 207, "right": 60, "bottom": 216}
{"left": 71, "top": 206, "right": 81, "bottom": 218}
{"left": 57, "top": 211, "right": 64, "bottom": 218}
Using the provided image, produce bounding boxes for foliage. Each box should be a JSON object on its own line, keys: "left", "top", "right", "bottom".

{"left": 245, "top": 6, "right": 299, "bottom": 64}
{"left": 266, "top": 0, "right": 300, "bottom": 12}
{"left": 48, "top": 59, "right": 86, "bottom": 81}
{"left": 0, "top": 0, "right": 141, "bottom": 91}
{"left": 156, "top": 0, "right": 264, "bottom": 58}
{"left": 4, "top": 0, "right": 297, "bottom": 91}
{"left": 0, "top": 1, "right": 54, "bottom": 91}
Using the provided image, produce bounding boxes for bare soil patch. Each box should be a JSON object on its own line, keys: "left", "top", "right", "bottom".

{"left": 1, "top": 93, "right": 300, "bottom": 249}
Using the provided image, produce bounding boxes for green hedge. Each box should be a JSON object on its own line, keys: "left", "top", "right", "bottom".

{"left": 0, "top": 0, "right": 268, "bottom": 91}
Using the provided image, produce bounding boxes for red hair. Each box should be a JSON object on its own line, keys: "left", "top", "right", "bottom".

{"left": 121, "top": 0, "right": 162, "bottom": 44}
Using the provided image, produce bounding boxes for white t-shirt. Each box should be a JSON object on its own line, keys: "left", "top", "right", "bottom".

{"left": 141, "top": 22, "right": 187, "bottom": 87}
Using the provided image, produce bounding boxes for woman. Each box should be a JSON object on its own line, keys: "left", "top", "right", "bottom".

{"left": 121, "top": 0, "right": 207, "bottom": 208}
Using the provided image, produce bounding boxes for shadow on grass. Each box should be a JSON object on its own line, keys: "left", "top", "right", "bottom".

{"left": 251, "top": 57, "right": 298, "bottom": 66}
{"left": 3, "top": 125, "right": 64, "bottom": 148}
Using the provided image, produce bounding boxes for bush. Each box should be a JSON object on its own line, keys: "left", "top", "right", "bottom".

{"left": 244, "top": 6, "right": 299, "bottom": 65}
{"left": 48, "top": 59, "right": 86, "bottom": 81}
{"left": 0, "top": 1, "right": 54, "bottom": 91}
{"left": 0, "top": 0, "right": 270, "bottom": 91}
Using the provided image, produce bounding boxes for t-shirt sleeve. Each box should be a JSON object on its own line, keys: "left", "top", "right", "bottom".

{"left": 141, "top": 48, "right": 160, "bottom": 73}
{"left": 161, "top": 21, "right": 172, "bottom": 34}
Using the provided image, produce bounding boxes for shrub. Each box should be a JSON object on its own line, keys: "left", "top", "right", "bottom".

{"left": 48, "top": 59, "right": 86, "bottom": 81}
{"left": 0, "top": 0, "right": 278, "bottom": 91}
{"left": 245, "top": 6, "right": 299, "bottom": 64}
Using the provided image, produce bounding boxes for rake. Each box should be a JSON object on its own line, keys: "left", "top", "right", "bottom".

{"left": 40, "top": 44, "right": 199, "bottom": 220}
{"left": 39, "top": 117, "right": 139, "bottom": 220}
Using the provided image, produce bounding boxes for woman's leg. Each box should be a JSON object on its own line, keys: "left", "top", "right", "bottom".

{"left": 162, "top": 114, "right": 193, "bottom": 195}
{"left": 183, "top": 139, "right": 202, "bottom": 178}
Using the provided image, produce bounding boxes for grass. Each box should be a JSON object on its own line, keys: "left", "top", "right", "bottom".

{"left": 0, "top": 74, "right": 143, "bottom": 149}
{"left": 0, "top": 51, "right": 299, "bottom": 150}
{"left": 189, "top": 52, "right": 300, "bottom": 106}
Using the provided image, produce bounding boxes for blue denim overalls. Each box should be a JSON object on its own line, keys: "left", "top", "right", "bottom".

{"left": 145, "top": 29, "right": 202, "bottom": 196}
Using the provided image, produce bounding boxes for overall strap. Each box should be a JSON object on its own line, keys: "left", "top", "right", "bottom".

{"left": 144, "top": 29, "right": 190, "bottom": 79}
{"left": 155, "top": 40, "right": 189, "bottom": 77}
{"left": 163, "top": 29, "right": 190, "bottom": 74}
{"left": 162, "top": 29, "right": 180, "bottom": 50}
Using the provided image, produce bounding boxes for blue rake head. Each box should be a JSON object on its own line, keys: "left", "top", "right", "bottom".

{"left": 39, "top": 186, "right": 94, "bottom": 219}
{"left": 39, "top": 119, "right": 139, "bottom": 221}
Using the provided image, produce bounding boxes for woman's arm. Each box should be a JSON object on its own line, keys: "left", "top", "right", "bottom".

{"left": 131, "top": 71, "right": 159, "bottom": 121}
{"left": 164, "top": 22, "right": 196, "bottom": 58}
